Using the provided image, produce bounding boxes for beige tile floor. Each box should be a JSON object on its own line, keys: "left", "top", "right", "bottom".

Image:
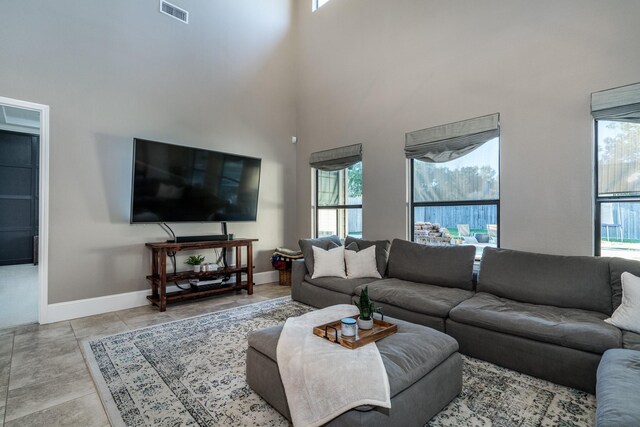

{"left": 0, "top": 283, "right": 292, "bottom": 427}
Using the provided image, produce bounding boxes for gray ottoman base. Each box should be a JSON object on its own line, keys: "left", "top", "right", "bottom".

{"left": 246, "top": 347, "right": 292, "bottom": 420}
{"left": 246, "top": 318, "right": 462, "bottom": 426}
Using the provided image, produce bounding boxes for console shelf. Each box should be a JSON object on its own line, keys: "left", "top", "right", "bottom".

{"left": 145, "top": 238, "right": 258, "bottom": 312}
{"left": 145, "top": 266, "right": 245, "bottom": 283}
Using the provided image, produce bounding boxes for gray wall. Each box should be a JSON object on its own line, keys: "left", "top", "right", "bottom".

{"left": 3, "top": 0, "right": 640, "bottom": 304}
{"left": 0, "top": 0, "right": 297, "bottom": 303}
{"left": 295, "top": 0, "right": 640, "bottom": 255}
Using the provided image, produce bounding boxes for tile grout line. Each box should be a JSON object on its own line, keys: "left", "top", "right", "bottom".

{"left": 70, "top": 318, "right": 81, "bottom": 342}
{"left": 114, "top": 307, "right": 159, "bottom": 330}
{"left": 4, "top": 326, "right": 91, "bottom": 422}
{"left": 6, "top": 331, "right": 99, "bottom": 422}
{"left": 3, "top": 331, "right": 15, "bottom": 426}
{"left": 4, "top": 390, "right": 99, "bottom": 425}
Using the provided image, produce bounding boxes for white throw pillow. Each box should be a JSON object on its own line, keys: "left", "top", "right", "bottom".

{"left": 311, "top": 245, "right": 346, "bottom": 279}
{"left": 344, "top": 245, "right": 382, "bottom": 279}
{"left": 605, "top": 271, "right": 640, "bottom": 334}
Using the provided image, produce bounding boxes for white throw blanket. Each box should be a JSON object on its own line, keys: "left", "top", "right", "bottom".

{"left": 276, "top": 304, "right": 391, "bottom": 427}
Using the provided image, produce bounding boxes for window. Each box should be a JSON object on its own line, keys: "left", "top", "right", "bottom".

{"left": 407, "top": 114, "right": 500, "bottom": 259}
{"left": 310, "top": 143, "right": 363, "bottom": 238}
{"left": 312, "top": 0, "right": 331, "bottom": 12}
{"left": 595, "top": 121, "right": 640, "bottom": 260}
{"left": 316, "top": 162, "right": 362, "bottom": 238}
{"left": 592, "top": 82, "right": 640, "bottom": 260}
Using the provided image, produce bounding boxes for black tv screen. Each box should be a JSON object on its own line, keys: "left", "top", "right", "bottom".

{"left": 130, "top": 138, "right": 261, "bottom": 223}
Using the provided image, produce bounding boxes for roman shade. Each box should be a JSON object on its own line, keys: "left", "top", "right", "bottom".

{"left": 309, "top": 143, "right": 362, "bottom": 171}
{"left": 405, "top": 113, "right": 500, "bottom": 163}
{"left": 317, "top": 170, "right": 339, "bottom": 206}
{"left": 592, "top": 82, "right": 640, "bottom": 123}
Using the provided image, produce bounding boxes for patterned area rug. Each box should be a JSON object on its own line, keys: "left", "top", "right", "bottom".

{"left": 83, "top": 297, "right": 595, "bottom": 427}
{"left": 428, "top": 358, "right": 595, "bottom": 427}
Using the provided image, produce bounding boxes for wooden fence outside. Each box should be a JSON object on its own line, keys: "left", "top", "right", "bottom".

{"left": 414, "top": 205, "right": 498, "bottom": 233}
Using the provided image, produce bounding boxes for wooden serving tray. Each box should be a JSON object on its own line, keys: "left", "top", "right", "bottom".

{"left": 313, "top": 315, "right": 397, "bottom": 350}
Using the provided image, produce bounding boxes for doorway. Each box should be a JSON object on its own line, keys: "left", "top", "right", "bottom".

{"left": 0, "top": 130, "right": 39, "bottom": 265}
{"left": 0, "top": 98, "right": 49, "bottom": 328}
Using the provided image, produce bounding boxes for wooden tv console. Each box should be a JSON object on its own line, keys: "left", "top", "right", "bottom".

{"left": 145, "top": 238, "right": 257, "bottom": 312}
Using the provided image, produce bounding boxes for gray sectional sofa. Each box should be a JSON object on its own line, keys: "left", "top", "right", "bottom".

{"left": 350, "top": 239, "right": 476, "bottom": 332}
{"left": 291, "top": 236, "right": 640, "bottom": 403}
{"left": 447, "top": 248, "right": 623, "bottom": 393}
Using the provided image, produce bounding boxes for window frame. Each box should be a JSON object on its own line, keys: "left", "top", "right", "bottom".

{"left": 314, "top": 165, "right": 362, "bottom": 238}
{"left": 408, "top": 151, "right": 500, "bottom": 247}
{"left": 593, "top": 120, "right": 640, "bottom": 256}
{"left": 312, "top": 0, "right": 330, "bottom": 12}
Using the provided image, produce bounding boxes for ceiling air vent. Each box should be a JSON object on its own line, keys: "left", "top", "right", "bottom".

{"left": 160, "top": 0, "right": 188, "bottom": 24}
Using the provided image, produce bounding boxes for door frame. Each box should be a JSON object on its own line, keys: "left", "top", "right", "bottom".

{"left": 0, "top": 96, "right": 49, "bottom": 324}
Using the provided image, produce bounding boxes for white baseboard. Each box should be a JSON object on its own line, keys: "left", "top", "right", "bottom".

{"left": 42, "top": 270, "right": 279, "bottom": 324}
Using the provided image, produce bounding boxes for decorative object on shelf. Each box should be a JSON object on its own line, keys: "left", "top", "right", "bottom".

{"left": 340, "top": 317, "right": 357, "bottom": 337}
{"left": 354, "top": 286, "right": 381, "bottom": 330}
{"left": 185, "top": 255, "right": 205, "bottom": 272}
{"left": 271, "top": 247, "right": 304, "bottom": 286}
{"left": 204, "top": 262, "right": 219, "bottom": 272}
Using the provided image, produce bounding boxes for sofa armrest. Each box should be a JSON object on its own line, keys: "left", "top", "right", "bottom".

{"left": 623, "top": 330, "right": 640, "bottom": 351}
{"left": 291, "top": 259, "right": 308, "bottom": 302}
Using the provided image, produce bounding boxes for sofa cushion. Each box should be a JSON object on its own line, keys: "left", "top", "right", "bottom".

{"left": 344, "top": 236, "right": 391, "bottom": 277}
{"left": 298, "top": 235, "right": 342, "bottom": 277}
{"left": 387, "top": 239, "right": 475, "bottom": 290}
{"left": 478, "top": 247, "right": 613, "bottom": 314}
{"left": 605, "top": 271, "right": 640, "bottom": 334}
{"left": 304, "top": 275, "right": 379, "bottom": 296}
{"left": 609, "top": 257, "right": 640, "bottom": 311}
{"left": 354, "top": 278, "right": 474, "bottom": 318}
{"left": 449, "top": 292, "right": 622, "bottom": 354}
{"left": 596, "top": 349, "right": 640, "bottom": 427}
{"left": 344, "top": 245, "right": 382, "bottom": 279}
{"left": 311, "top": 245, "right": 346, "bottom": 279}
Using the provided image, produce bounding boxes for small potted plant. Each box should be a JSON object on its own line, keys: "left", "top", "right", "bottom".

{"left": 354, "top": 286, "right": 380, "bottom": 330}
{"left": 185, "top": 255, "right": 205, "bottom": 272}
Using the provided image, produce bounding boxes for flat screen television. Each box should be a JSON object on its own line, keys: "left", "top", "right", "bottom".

{"left": 130, "top": 138, "right": 261, "bottom": 223}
